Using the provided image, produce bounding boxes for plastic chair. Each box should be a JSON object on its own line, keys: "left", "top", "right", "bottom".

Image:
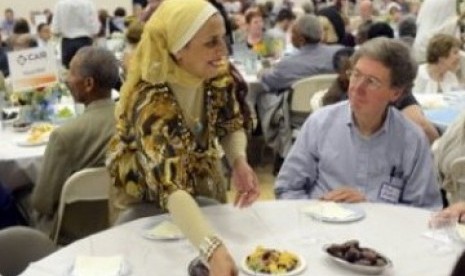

{"left": 0, "top": 226, "right": 57, "bottom": 276}
{"left": 450, "top": 156, "right": 465, "bottom": 203}
{"left": 289, "top": 74, "right": 337, "bottom": 137}
{"left": 53, "top": 167, "right": 111, "bottom": 243}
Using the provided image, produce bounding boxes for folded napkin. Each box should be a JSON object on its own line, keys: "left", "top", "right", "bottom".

{"left": 302, "top": 202, "right": 355, "bottom": 219}
{"left": 145, "top": 220, "right": 183, "bottom": 239}
{"left": 72, "top": 255, "right": 125, "bottom": 276}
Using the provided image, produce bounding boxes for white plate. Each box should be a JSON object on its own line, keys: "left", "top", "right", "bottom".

{"left": 16, "top": 138, "right": 48, "bottom": 147}
{"left": 142, "top": 220, "right": 184, "bottom": 241}
{"left": 323, "top": 245, "right": 392, "bottom": 275}
{"left": 302, "top": 202, "right": 366, "bottom": 223}
{"left": 241, "top": 250, "right": 307, "bottom": 276}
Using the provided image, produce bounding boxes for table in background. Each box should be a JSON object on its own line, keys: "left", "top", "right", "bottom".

{"left": 0, "top": 127, "right": 46, "bottom": 191}
{"left": 21, "top": 201, "right": 462, "bottom": 276}
{"left": 424, "top": 108, "right": 461, "bottom": 130}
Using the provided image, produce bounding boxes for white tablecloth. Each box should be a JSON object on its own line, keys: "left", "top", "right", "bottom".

{"left": 21, "top": 201, "right": 462, "bottom": 276}
{"left": 0, "top": 127, "right": 46, "bottom": 190}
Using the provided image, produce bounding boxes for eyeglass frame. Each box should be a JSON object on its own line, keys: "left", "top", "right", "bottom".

{"left": 347, "top": 68, "right": 391, "bottom": 92}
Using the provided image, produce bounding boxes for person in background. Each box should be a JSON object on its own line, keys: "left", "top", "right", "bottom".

{"left": 266, "top": 8, "right": 296, "bottom": 54}
{"left": 43, "top": 9, "right": 53, "bottom": 25}
{"left": 397, "top": 16, "right": 416, "bottom": 47}
{"left": 109, "top": 7, "right": 127, "bottom": 34}
{"left": 385, "top": 2, "right": 402, "bottom": 36}
{"left": 322, "top": 47, "right": 354, "bottom": 106}
{"left": 235, "top": 9, "right": 278, "bottom": 58}
{"left": 433, "top": 111, "right": 465, "bottom": 203}
{"left": 51, "top": 0, "right": 100, "bottom": 68}
{"left": 1, "top": 8, "right": 15, "bottom": 37}
{"left": 140, "top": 0, "right": 163, "bottom": 22}
{"left": 413, "top": 0, "right": 459, "bottom": 63}
{"left": 318, "top": 6, "right": 346, "bottom": 45}
{"left": 5, "top": 18, "right": 31, "bottom": 50}
{"left": 121, "top": 20, "right": 144, "bottom": 76}
{"left": 32, "top": 47, "right": 118, "bottom": 244}
{"left": 412, "top": 34, "right": 461, "bottom": 94}
{"left": 36, "top": 23, "right": 52, "bottom": 48}
{"left": 258, "top": 14, "right": 341, "bottom": 174}
{"left": 132, "top": 3, "right": 144, "bottom": 20}
{"left": 367, "top": 21, "right": 394, "bottom": 40}
{"left": 259, "top": 14, "right": 341, "bottom": 95}
{"left": 275, "top": 38, "right": 442, "bottom": 209}
{"left": 97, "top": 9, "right": 110, "bottom": 39}
{"left": 10, "top": 34, "right": 38, "bottom": 51}
{"left": 359, "top": 0, "right": 374, "bottom": 23}
{"left": 0, "top": 46, "right": 8, "bottom": 77}
{"left": 107, "top": 0, "right": 259, "bottom": 274}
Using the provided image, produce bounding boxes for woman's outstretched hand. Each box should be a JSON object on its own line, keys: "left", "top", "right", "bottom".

{"left": 209, "top": 245, "right": 238, "bottom": 276}
{"left": 232, "top": 156, "right": 260, "bottom": 208}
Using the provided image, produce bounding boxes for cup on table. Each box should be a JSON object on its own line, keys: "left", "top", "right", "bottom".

{"left": 428, "top": 212, "right": 461, "bottom": 255}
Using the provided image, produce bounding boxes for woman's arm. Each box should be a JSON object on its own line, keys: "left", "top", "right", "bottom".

{"left": 168, "top": 190, "right": 237, "bottom": 275}
{"left": 401, "top": 104, "right": 440, "bottom": 144}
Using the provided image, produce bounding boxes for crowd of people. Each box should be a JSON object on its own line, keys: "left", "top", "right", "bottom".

{"left": 2, "top": 0, "right": 465, "bottom": 274}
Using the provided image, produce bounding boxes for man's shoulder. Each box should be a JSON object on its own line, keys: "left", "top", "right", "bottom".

{"left": 303, "top": 101, "right": 349, "bottom": 128}
{"left": 388, "top": 107, "right": 428, "bottom": 143}
{"left": 319, "top": 44, "right": 344, "bottom": 53}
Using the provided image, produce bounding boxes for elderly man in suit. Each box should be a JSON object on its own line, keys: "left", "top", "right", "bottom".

{"left": 32, "top": 46, "right": 118, "bottom": 243}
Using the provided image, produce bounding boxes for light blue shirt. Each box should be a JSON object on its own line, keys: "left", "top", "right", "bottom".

{"left": 275, "top": 101, "right": 442, "bottom": 210}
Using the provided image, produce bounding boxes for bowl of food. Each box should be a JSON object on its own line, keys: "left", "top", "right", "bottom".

{"left": 242, "top": 246, "right": 306, "bottom": 276}
{"left": 323, "top": 240, "right": 392, "bottom": 275}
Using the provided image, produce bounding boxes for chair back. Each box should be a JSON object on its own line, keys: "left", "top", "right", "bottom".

{"left": 53, "top": 167, "right": 111, "bottom": 243}
{"left": 289, "top": 74, "right": 337, "bottom": 128}
{"left": 450, "top": 156, "right": 465, "bottom": 203}
{"left": 0, "top": 226, "right": 57, "bottom": 276}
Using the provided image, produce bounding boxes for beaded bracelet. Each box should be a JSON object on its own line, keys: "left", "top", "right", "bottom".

{"left": 199, "top": 235, "right": 223, "bottom": 263}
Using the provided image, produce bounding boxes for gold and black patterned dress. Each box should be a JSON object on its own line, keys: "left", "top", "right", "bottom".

{"left": 107, "top": 71, "right": 246, "bottom": 211}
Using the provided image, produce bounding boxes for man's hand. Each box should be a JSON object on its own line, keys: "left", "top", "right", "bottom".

{"left": 208, "top": 245, "right": 238, "bottom": 276}
{"left": 320, "top": 187, "right": 366, "bottom": 203}
{"left": 232, "top": 156, "right": 260, "bottom": 208}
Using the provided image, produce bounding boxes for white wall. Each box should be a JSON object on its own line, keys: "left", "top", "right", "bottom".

{"left": 0, "top": 0, "right": 132, "bottom": 21}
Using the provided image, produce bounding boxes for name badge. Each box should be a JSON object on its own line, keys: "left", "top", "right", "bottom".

{"left": 379, "top": 182, "right": 401, "bottom": 203}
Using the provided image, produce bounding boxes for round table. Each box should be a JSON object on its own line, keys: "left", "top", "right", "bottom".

{"left": 21, "top": 201, "right": 462, "bottom": 276}
{"left": 0, "top": 127, "right": 46, "bottom": 190}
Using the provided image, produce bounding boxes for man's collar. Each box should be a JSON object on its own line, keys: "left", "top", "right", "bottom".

{"left": 345, "top": 102, "right": 391, "bottom": 136}
{"left": 85, "top": 98, "right": 113, "bottom": 111}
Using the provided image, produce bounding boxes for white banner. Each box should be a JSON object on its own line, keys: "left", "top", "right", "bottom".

{"left": 7, "top": 47, "right": 59, "bottom": 92}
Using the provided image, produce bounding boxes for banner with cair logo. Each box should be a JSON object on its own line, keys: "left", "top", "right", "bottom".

{"left": 7, "top": 46, "right": 58, "bottom": 92}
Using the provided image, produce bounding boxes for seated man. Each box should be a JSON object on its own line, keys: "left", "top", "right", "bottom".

{"left": 275, "top": 38, "right": 442, "bottom": 210}
{"left": 259, "top": 14, "right": 341, "bottom": 93}
{"left": 32, "top": 46, "right": 119, "bottom": 242}
{"left": 323, "top": 46, "right": 439, "bottom": 144}
{"left": 256, "top": 14, "right": 342, "bottom": 164}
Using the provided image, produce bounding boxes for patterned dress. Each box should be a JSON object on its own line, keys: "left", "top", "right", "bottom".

{"left": 107, "top": 71, "right": 246, "bottom": 210}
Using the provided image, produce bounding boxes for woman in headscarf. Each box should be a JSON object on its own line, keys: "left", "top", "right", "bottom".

{"left": 413, "top": 0, "right": 461, "bottom": 63}
{"left": 107, "top": 0, "right": 259, "bottom": 274}
{"left": 318, "top": 6, "right": 346, "bottom": 45}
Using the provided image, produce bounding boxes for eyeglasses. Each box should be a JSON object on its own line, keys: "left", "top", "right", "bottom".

{"left": 347, "top": 69, "right": 385, "bottom": 92}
